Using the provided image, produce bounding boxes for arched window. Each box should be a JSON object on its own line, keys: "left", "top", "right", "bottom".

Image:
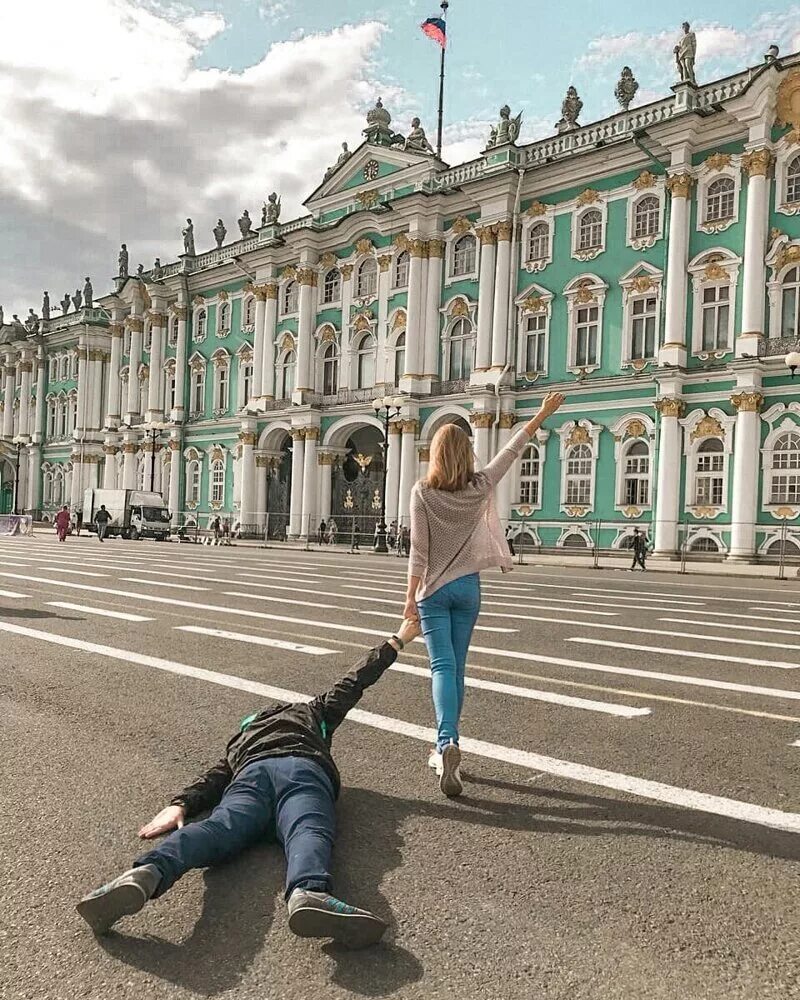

{"left": 393, "top": 251, "right": 409, "bottom": 288}
{"left": 239, "top": 359, "right": 253, "bottom": 405}
{"left": 138, "top": 373, "right": 148, "bottom": 416}
{"left": 565, "top": 444, "right": 592, "bottom": 505}
{"left": 781, "top": 266, "right": 800, "bottom": 339}
{"left": 563, "top": 533, "right": 588, "bottom": 548}
{"left": 528, "top": 223, "right": 549, "bottom": 262}
{"left": 447, "top": 318, "right": 475, "bottom": 380}
{"left": 357, "top": 258, "right": 377, "bottom": 298}
{"left": 623, "top": 440, "right": 650, "bottom": 505}
{"left": 282, "top": 281, "right": 298, "bottom": 315}
{"left": 59, "top": 355, "right": 69, "bottom": 380}
{"left": 58, "top": 396, "right": 68, "bottom": 438}
{"left": 277, "top": 350, "right": 296, "bottom": 399}
{"left": 705, "top": 177, "right": 735, "bottom": 223}
{"left": 68, "top": 391, "right": 78, "bottom": 433}
{"left": 194, "top": 310, "right": 206, "bottom": 342}
{"left": 578, "top": 210, "right": 602, "bottom": 251}
{"left": 630, "top": 294, "right": 658, "bottom": 360}
{"left": 143, "top": 321, "right": 152, "bottom": 352}
{"left": 52, "top": 467, "right": 63, "bottom": 506}
{"left": 452, "top": 235, "right": 476, "bottom": 276}
{"left": 633, "top": 196, "right": 659, "bottom": 239}
{"left": 214, "top": 361, "right": 229, "bottom": 412}
{"left": 322, "top": 268, "right": 340, "bottom": 304}
{"left": 575, "top": 304, "right": 599, "bottom": 367}
{"left": 767, "top": 537, "right": 800, "bottom": 557}
{"left": 47, "top": 397, "right": 57, "bottom": 437}
{"left": 218, "top": 302, "right": 230, "bottom": 331}
{"left": 210, "top": 459, "right": 225, "bottom": 504}
{"left": 165, "top": 365, "right": 177, "bottom": 412}
{"left": 393, "top": 332, "right": 406, "bottom": 385}
{"left": 243, "top": 297, "right": 255, "bottom": 326}
{"left": 190, "top": 365, "right": 205, "bottom": 415}
{"left": 770, "top": 431, "right": 800, "bottom": 505}
{"left": 43, "top": 469, "right": 53, "bottom": 504}
{"left": 136, "top": 453, "right": 147, "bottom": 491}
{"left": 695, "top": 438, "right": 725, "bottom": 505}
{"left": 788, "top": 154, "right": 800, "bottom": 206}
{"left": 169, "top": 315, "right": 179, "bottom": 347}
{"left": 690, "top": 536, "right": 719, "bottom": 553}
{"left": 523, "top": 314, "right": 547, "bottom": 373}
{"left": 701, "top": 283, "right": 731, "bottom": 351}
{"left": 355, "top": 333, "right": 376, "bottom": 389}
{"left": 519, "top": 444, "right": 541, "bottom": 505}
{"left": 185, "top": 460, "right": 201, "bottom": 503}
{"left": 322, "top": 343, "right": 338, "bottom": 396}
{"left": 48, "top": 357, "right": 57, "bottom": 382}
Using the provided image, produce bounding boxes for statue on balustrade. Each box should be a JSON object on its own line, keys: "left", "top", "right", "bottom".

{"left": 182, "top": 218, "right": 195, "bottom": 256}
{"left": 324, "top": 141, "right": 352, "bottom": 180}
{"left": 614, "top": 67, "right": 639, "bottom": 111}
{"left": 556, "top": 86, "right": 583, "bottom": 132}
{"left": 674, "top": 22, "right": 697, "bottom": 86}
{"left": 486, "top": 105, "right": 522, "bottom": 148}
{"left": 404, "top": 117, "right": 434, "bottom": 154}
{"left": 118, "top": 243, "right": 129, "bottom": 279}
{"left": 262, "top": 192, "right": 281, "bottom": 226}
{"left": 60, "top": 293, "right": 71, "bottom": 314}
{"left": 12, "top": 314, "right": 26, "bottom": 335}
{"left": 25, "top": 309, "right": 40, "bottom": 334}
{"left": 213, "top": 219, "right": 227, "bottom": 248}
{"left": 72, "top": 289, "right": 82, "bottom": 311}
{"left": 83, "top": 277, "right": 93, "bottom": 309}
{"left": 42, "top": 291, "right": 51, "bottom": 321}
{"left": 0, "top": 305, "right": 4, "bottom": 327}
{"left": 137, "top": 263, "right": 145, "bottom": 278}
{"left": 238, "top": 210, "right": 252, "bottom": 238}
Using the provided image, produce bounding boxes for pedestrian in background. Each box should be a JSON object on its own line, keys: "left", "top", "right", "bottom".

{"left": 630, "top": 528, "right": 648, "bottom": 571}
{"left": 211, "top": 516, "right": 222, "bottom": 544}
{"left": 404, "top": 391, "right": 565, "bottom": 798}
{"left": 505, "top": 525, "right": 515, "bottom": 557}
{"left": 387, "top": 520, "right": 398, "bottom": 550}
{"left": 72, "top": 509, "right": 83, "bottom": 537}
{"left": 55, "top": 505, "right": 70, "bottom": 542}
{"left": 327, "top": 520, "right": 337, "bottom": 545}
{"left": 318, "top": 519, "right": 327, "bottom": 545}
{"left": 400, "top": 526, "right": 410, "bottom": 557}
{"left": 94, "top": 505, "right": 111, "bottom": 542}
{"left": 222, "top": 518, "right": 232, "bottom": 546}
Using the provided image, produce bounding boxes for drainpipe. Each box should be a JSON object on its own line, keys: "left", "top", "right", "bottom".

{"left": 493, "top": 167, "right": 527, "bottom": 438}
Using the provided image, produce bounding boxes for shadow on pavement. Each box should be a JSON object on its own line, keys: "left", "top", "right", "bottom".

{"left": 0, "top": 607, "right": 78, "bottom": 621}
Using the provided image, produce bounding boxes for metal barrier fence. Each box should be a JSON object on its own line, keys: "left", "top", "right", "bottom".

{"left": 0, "top": 514, "right": 34, "bottom": 537}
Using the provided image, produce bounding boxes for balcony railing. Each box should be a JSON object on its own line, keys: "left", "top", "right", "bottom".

{"left": 435, "top": 379, "right": 468, "bottom": 396}
{"left": 760, "top": 337, "right": 800, "bottom": 358}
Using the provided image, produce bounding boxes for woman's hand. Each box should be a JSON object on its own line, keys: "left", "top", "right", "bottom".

{"left": 138, "top": 804, "right": 185, "bottom": 839}
{"left": 537, "top": 391, "right": 565, "bottom": 419}
{"left": 403, "top": 597, "right": 419, "bottom": 622}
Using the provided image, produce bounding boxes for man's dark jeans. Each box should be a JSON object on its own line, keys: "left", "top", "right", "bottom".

{"left": 135, "top": 756, "right": 336, "bottom": 899}
{"left": 97, "top": 523, "right": 108, "bottom": 542}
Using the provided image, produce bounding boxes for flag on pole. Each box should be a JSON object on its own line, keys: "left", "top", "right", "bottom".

{"left": 421, "top": 16, "right": 446, "bottom": 47}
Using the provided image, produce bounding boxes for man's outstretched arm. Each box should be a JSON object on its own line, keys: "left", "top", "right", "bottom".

{"left": 312, "top": 618, "right": 420, "bottom": 735}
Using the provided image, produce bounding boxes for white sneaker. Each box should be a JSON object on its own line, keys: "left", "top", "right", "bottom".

{"left": 427, "top": 748, "right": 443, "bottom": 775}
{"left": 439, "top": 741, "right": 463, "bottom": 798}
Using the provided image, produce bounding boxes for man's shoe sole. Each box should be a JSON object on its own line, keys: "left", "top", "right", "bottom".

{"left": 288, "top": 904, "right": 386, "bottom": 949}
{"left": 76, "top": 883, "right": 147, "bottom": 934}
{"left": 439, "top": 744, "right": 463, "bottom": 797}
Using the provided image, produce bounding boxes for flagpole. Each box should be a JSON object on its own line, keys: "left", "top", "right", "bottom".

{"left": 436, "top": 0, "right": 448, "bottom": 159}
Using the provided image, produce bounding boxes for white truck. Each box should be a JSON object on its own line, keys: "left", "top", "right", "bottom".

{"left": 82, "top": 488, "right": 171, "bottom": 541}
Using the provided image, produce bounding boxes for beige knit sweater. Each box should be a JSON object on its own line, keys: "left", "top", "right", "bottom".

{"left": 408, "top": 425, "right": 531, "bottom": 600}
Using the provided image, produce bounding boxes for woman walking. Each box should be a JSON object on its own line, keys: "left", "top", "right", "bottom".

{"left": 404, "top": 391, "right": 565, "bottom": 797}
{"left": 54, "top": 504, "right": 71, "bottom": 542}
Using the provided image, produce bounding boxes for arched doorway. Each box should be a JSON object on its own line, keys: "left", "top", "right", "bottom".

{"left": 258, "top": 425, "right": 292, "bottom": 540}
{"left": 0, "top": 457, "right": 14, "bottom": 514}
{"left": 331, "top": 425, "right": 384, "bottom": 543}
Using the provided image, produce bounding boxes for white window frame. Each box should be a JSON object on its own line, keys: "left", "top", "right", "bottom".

{"left": 281, "top": 280, "right": 299, "bottom": 317}
{"left": 184, "top": 449, "right": 202, "bottom": 504}
{"left": 696, "top": 160, "right": 741, "bottom": 234}
{"left": 212, "top": 354, "right": 230, "bottom": 415}
{"left": 353, "top": 332, "right": 377, "bottom": 389}
{"left": 321, "top": 268, "right": 341, "bottom": 305}
{"left": 680, "top": 407, "right": 736, "bottom": 516}
{"left": 556, "top": 420, "right": 601, "bottom": 513}
{"left": 210, "top": 458, "right": 225, "bottom": 505}
{"left": 518, "top": 442, "right": 542, "bottom": 507}
{"left": 393, "top": 251, "right": 410, "bottom": 289}
{"left": 626, "top": 186, "right": 665, "bottom": 251}
{"left": 688, "top": 250, "right": 740, "bottom": 357}
{"left": 164, "top": 361, "right": 177, "bottom": 413}
{"left": 515, "top": 286, "right": 553, "bottom": 378}
{"left": 445, "top": 230, "right": 479, "bottom": 285}
{"left": 761, "top": 409, "right": 800, "bottom": 513}
{"left": 355, "top": 257, "right": 378, "bottom": 299}
{"left": 217, "top": 300, "right": 231, "bottom": 337}
{"left": 521, "top": 205, "right": 555, "bottom": 273}
{"left": 320, "top": 341, "right": 339, "bottom": 396}
{"left": 194, "top": 309, "right": 207, "bottom": 343}
{"left": 563, "top": 274, "right": 607, "bottom": 374}
{"left": 276, "top": 349, "right": 296, "bottom": 399}
{"left": 775, "top": 139, "right": 800, "bottom": 216}
{"left": 48, "top": 357, "right": 57, "bottom": 382}
{"left": 189, "top": 359, "right": 206, "bottom": 416}
{"left": 242, "top": 295, "right": 256, "bottom": 330}
{"left": 619, "top": 265, "right": 663, "bottom": 367}
{"left": 766, "top": 246, "right": 800, "bottom": 340}
{"left": 168, "top": 314, "right": 179, "bottom": 347}
{"left": 570, "top": 195, "right": 607, "bottom": 261}
{"left": 443, "top": 316, "right": 476, "bottom": 382}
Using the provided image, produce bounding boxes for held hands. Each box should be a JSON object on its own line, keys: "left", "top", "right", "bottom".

{"left": 397, "top": 616, "right": 422, "bottom": 645}
{"left": 537, "top": 391, "right": 566, "bottom": 419}
{"left": 138, "top": 804, "right": 185, "bottom": 839}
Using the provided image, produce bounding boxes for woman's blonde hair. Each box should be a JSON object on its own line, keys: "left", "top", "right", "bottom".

{"left": 424, "top": 423, "right": 474, "bottom": 492}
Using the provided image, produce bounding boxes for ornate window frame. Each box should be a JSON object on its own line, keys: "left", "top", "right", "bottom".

{"left": 280, "top": 271, "right": 299, "bottom": 317}
{"left": 314, "top": 323, "right": 339, "bottom": 395}
{"left": 392, "top": 250, "right": 410, "bottom": 289}
{"left": 521, "top": 202, "right": 555, "bottom": 273}
{"left": 193, "top": 306, "right": 207, "bottom": 343}
{"left": 766, "top": 239, "right": 800, "bottom": 340}
{"left": 275, "top": 333, "right": 297, "bottom": 400}
{"left": 563, "top": 274, "right": 607, "bottom": 375}
{"left": 619, "top": 264, "right": 663, "bottom": 369}
{"left": 696, "top": 155, "right": 741, "bottom": 234}
{"left": 680, "top": 407, "right": 735, "bottom": 517}
{"left": 183, "top": 447, "right": 202, "bottom": 507}
{"left": 515, "top": 284, "right": 553, "bottom": 379}
{"left": 445, "top": 219, "right": 479, "bottom": 286}
{"left": 513, "top": 433, "right": 548, "bottom": 513}
{"left": 352, "top": 330, "right": 377, "bottom": 390}
{"left": 320, "top": 266, "right": 342, "bottom": 306}
{"left": 758, "top": 530, "right": 800, "bottom": 557}
{"left": 207, "top": 445, "right": 228, "bottom": 509}
{"left": 686, "top": 527, "right": 728, "bottom": 554}
{"left": 626, "top": 173, "right": 665, "bottom": 250}
{"left": 438, "top": 296, "right": 476, "bottom": 382}
{"left": 188, "top": 352, "right": 206, "bottom": 418}
{"left": 760, "top": 402, "right": 800, "bottom": 518}
{"left": 210, "top": 349, "right": 230, "bottom": 417}
{"left": 556, "top": 526, "right": 595, "bottom": 549}
{"left": 241, "top": 292, "right": 256, "bottom": 333}
{"left": 236, "top": 344, "right": 254, "bottom": 409}
{"left": 570, "top": 190, "right": 607, "bottom": 262}
{"left": 556, "top": 419, "right": 602, "bottom": 515}
{"left": 163, "top": 358, "right": 177, "bottom": 413}
{"left": 608, "top": 412, "right": 656, "bottom": 516}
{"left": 774, "top": 135, "right": 800, "bottom": 216}
{"left": 688, "top": 249, "right": 741, "bottom": 357}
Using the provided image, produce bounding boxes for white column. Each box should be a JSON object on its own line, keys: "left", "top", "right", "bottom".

{"left": 288, "top": 429, "right": 305, "bottom": 536}
{"left": 261, "top": 285, "right": 278, "bottom": 399}
{"left": 126, "top": 317, "right": 143, "bottom": 419}
{"left": 317, "top": 452, "right": 333, "bottom": 520}
{"left": 255, "top": 455, "right": 268, "bottom": 528}
{"left": 3, "top": 360, "right": 16, "bottom": 438}
{"left": 653, "top": 398, "right": 684, "bottom": 555}
{"left": 660, "top": 175, "right": 692, "bottom": 367}
{"left": 90, "top": 352, "right": 104, "bottom": 430}
{"left": 70, "top": 448, "right": 83, "bottom": 507}
{"left": 252, "top": 289, "right": 267, "bottom": 399}
{"left": 397, "top": 420, "right": 419, "bottom": 523}
{"left": 168, "top": 438, "right": 181, "bottom": 525}
{"left": 27, "top": 445, "right": 41, "bottom": 513}
{"left": 418, "top": 445, "right": 429, "bottom": 484}
{"left": 470, "top": 413, "right": 493, "bottom": 467}
{"left": 33, "top": 356, "right": 45, "bottom": 442}
{"left": 340, "top": 268, "right": 354, "bottom": 388}
{"left": 424, "top": 240, "right": 445, "bottom": 377}
{"left": 495, "top": 413, "right": 516, "bottom": 520}
{"left": 75, "top": 345, "right": 88, "bottom": 434}
{"left": 385, "top": 423, "right": 402, "bottom": 522}
{"left": 295, "top": 261, "right": 318, "bottom": 394}
{"left": 729, "top": 391, "right": 763, "bottom": 559}
{"left": 122, "top": 438, "right": 138, "bottom": 490}
{"left": 300, "top": 427, "right": 318, "bottom": 536}
{"left": 239, "top": 428, "right": 256, "bottom": 530}
{"left": 737, "top": 150, "right": 772, "bottom": 358}
{"left": 490, "top": 221, "right": 513, "bottom": 369}
{"left": 376, "top": 256, "right": 391, "bottom": 384}
{"left": 173, "top": 305, "right": 188, "bottom": 421}
{"left": 147, "top": 312, "right": 165, "bottom": 420}
{"left": 103, "top": 443, "right": 118, "bottom": 489}
{"left": 401, "top": 240, "right": 427, "bottom": 386}
{"left": 106, "top": 320, "right": 124, "bottom": 426}
{"left": 17, "top": 359, "right": 32, "bottom": 438}
{"left": 474, "top": 226, "right": 497, "bottom": 374}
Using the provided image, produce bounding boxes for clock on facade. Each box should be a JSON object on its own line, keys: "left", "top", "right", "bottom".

{"left": 363, "top": 160, "right": 379, "bottom": 181}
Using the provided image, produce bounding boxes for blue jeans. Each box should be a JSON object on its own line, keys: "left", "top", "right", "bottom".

{"left": 418, "top": 573, "right": 481, "bottom": 751}
{"left": 135, "top": 756, "right": 336, "bottom": 900}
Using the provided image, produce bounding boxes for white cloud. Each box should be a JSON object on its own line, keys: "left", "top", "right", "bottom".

{"left": 0, "top": 1, "right": 396, "bottom": 315}
{"left": 441, "top": 113, "right": 552, "bottom": 167}
{"left": 258, "top": 0, "right": 292, "bottom": 24}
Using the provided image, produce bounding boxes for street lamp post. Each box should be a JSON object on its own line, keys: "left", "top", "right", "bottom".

{"left": 11, "top": 436, "right": 23, "bottom": 515}
{"left": 143, "top": 421, "right": 169, "bottom": 493}
{"left": 371, "top": 395, "right": 404, "bottom": 553}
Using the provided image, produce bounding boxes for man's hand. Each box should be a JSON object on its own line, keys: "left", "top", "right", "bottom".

{"left": 138, "top": 804, "right": 185, "bottom": 839}
{"left": 402, "top": 597, "right": 419, "bottom": 622}
{"left": 537, "top": 391, "right": 565, "bottom": 419}
{"left": 396, "top": 616, "right": 422, "bottom": 646}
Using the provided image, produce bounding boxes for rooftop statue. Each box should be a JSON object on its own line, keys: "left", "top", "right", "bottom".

{"left": 72, "top": 289, "right": 82, "bottom": 311}
{"left": 60, "top": 293, "right": 71, "bottom": 314}
{"left": 182, "top": 218, "right": 195, "bottom": 256}
{"left": 25, "top": 309, "right": 40, "bottom": 335}
{"left": 118, "top": 243, "right": 129, "bottom": 279}
{"left": 42, "top": 291, "right": 51, "bottom": 321}
{"left": 263, "top": 192, "right": 281, "bottom": 226}
{"left": 614, "top": 67, "right": 639, "bottom": 111}
{"left": 556, "top": 86, "right": 583, "bottom": 133}
{"left": 12, "top": 314, "right": 26, "bottom": 335}
{"left": 486, "top": 105, "right": 522, "bottom": 148}
{"left": 152, "top": 258, "right": 163, "bottom": 280}
{"left": 324, "top": 141, "right": 352, "bottom": 180}
{"left": 238, "top": 210, "right": 252, "bottom": 238}
{"left": 83, "top": 277, "right": 93, "bottom": 309}
{"left": 213, "top": 218, "right": 227, "bottom": 248}
{"left": 137, "top": 263, "right": 145, "bottom": 278}
{"left": 675, "top": 21, "right": 697, "bottom": 86}
{"left": 404, "top": 117, "right": 434, "bottom": 154}
{"left": 0, "top": 305, "right": 3, "bottom": 327}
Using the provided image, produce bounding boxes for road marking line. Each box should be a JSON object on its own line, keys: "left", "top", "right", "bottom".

{"left": 121, "top": 578, "right": 209, "bottom": 591}
{"left": 354, "top": 608, "right": 517, "bottom": 634}
{"left": 567, "top": 638, "right": 800, "bottom": 682}
{"left": 0, "top": 589, "right": 26, "bottom": 598}
{"left": 1, "top": 619, "right": 797, "bottom": 834}
{"left": 791, "top": 739, "right": 800, "bottom": 747}
{"left": 176, "top": 625, "right": 335, "bottom": 655}
{"left": 223, "top": 590, "right": 340, "bottom": 610}
{"left": 656, "top": 618, "right": 800, "bottom": 649}
{"left": 751, "top": 607, "right": 800, "bottom": 620}
{"left": 562, "top": 620, "right": 800, "bottom": 653}
{"left": 390, "top": 662, "right": 650, "bottom": 718}
{"left": 47, "top": 601, "right": 155, "bottom": 622}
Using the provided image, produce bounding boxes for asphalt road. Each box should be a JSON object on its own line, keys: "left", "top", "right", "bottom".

{"left": 2, "top": 533, "right": 800, "bottom": 1000}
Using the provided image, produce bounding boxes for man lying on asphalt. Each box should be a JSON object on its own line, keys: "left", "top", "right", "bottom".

{"left": 77, "top": 617, "right": 420, "bottom": 949}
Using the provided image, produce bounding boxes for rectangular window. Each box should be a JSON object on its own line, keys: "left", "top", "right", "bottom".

{"left": 701, "top": 286, "right": 730, "bottom": 351}
{"left": 781, "top": 287, "right": 799, "bottom": 339}
{"left": 524, "top": 315, "right": 547, "bottom": 373}
{"left": 771, "top": 474, "right": 800, "bottom": 505}
{"left": 565, "top": 476, "right": 591, "bottom": 505}
{"left": 696, "top": 454, "right": 724, "bottom": 505}
{"left": 630, "top": 296, "right": 657, "bottom": 360}
{"left": 519, "top": 448, "right": 540, "bottom": 505}
{"left": 575, "top": 306, "right": 598, "bottom": 366}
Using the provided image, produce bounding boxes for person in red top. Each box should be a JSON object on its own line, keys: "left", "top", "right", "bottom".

{"left": 54, "top": 505, "right": 70, "bottom": 542}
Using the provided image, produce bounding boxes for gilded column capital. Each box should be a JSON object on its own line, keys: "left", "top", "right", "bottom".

{"left": 297, "top": 268, "right": 318, "bottom": 287}
{"left": 102, "top": 444, "right": 119, "bottom": 456}
{"left": 400, "top": 418, "right": 420, "bottom": 435}
{"left": 302, "top": 426, "right": 320, "bottom": 441}
{"left": 239, "top": 430, "right": 257, "bottom": 446}
{"left": 427, "top": 238, "right": 445, "bottom": 259}
{"left": 476, "top": 225, "right": 497, "bottom": 246}
{"left": 377, "top": 254, "right": 392, "bottom": 272}
{"left": 340, "top": 264, "right": 354, "bottom": 279}
{"left": 665, "top": 173, "right": 694, "bottom": 198}
{"left": 122, "top": 441, "right": 138, "bottom": 454}
{"left": 408, "top": 238, "right": 428, "bottom": 258}
{"left": 655, "top": 396, "right": 685, "bottom": 418}
{"left": 255, "top": 454, "right": 270, "bottom": 468}
{"left": 742, "top": 149, "right": 773, "bottom": 177}
{"left": 291, "top": 428, "right": 304, "bottom": 440}
{"left": 317, "top": 451, "right": 336, "bottom": 465}
{"left": 731, "top": 391, "right": 763, "bottom": 413}
{"left": 108, "top": 322, "right": 124, "bottom": 338}
{"left": 147, "top": 311, "right": 166, "bottom": 327}
{"left": 495, "top": 220, "right": 514, "bottom": 242}
{"left": 470, "top": 411, "right": 496, "bottom": 429}
{"left": 168, "top": 438, "right": 181, "bottom": 451}
{"left": 388, "top": 421, "right": 403, "bottom": 435}
{"left": 124, "top": 316, "right": 144, "bottom": 333}
{"left": 498, "top": 412, "right": 517, "bottom": 429}
{"left": 172, "top": 305, "right": 188, "bottom": 321}
{"left": 17, "top": 360, "right": 33, "bottom": 373}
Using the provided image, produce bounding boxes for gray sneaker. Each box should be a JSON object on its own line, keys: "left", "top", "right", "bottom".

{"left": 76, "top": 864, "right": 161, "bottom": 934}
{"left": 440, "top": 741, "right": 463, "bottom": 798}
{"left": 287, "top": 888, "right": 387, "bottom": 949}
